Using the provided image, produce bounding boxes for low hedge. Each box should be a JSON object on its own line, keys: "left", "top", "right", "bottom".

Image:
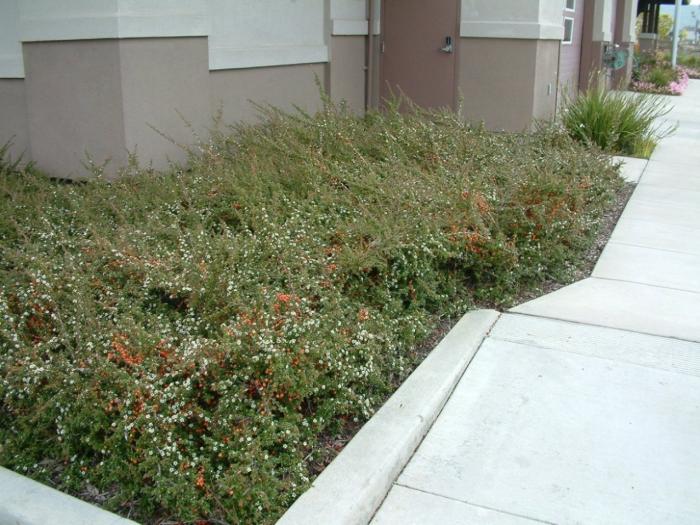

{"left": 0, "top": 100, "right": 622, "bottom": 523}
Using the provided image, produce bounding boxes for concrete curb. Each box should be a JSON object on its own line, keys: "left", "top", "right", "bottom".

{"left": 277, "top": 309, "right": 500, "bottom": 525}
{"left": 611, "top": 155, "right": 648, "bottom": 184}
{"left": 0, "top": 466, "right": 138, "bottom": 525}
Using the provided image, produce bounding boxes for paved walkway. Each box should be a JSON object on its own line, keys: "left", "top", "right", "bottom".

{"left": 372, "top": 81, "right": 700, "bottom": 524}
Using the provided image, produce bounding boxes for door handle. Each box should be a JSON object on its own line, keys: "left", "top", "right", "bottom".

{"left": 440, "top": 36, "right": 453, "bottom": 53}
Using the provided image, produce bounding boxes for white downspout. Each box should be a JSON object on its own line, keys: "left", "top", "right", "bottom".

{"left": 366, "top": 0, "right": 375, "bottom": 110}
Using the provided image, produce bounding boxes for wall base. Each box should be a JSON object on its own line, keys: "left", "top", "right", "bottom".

{"left": 0, "top": 79, "right": 29, "bottom": 162}
{"left": 15, "top": 37, "right": 330, "bottom": 179}
{"left": 458, "top": 38, "right": 559, "bottom": 131}
{"left": 329, "top": 36, "right": 366, "bottom": 113}
{"left": 23, "top": 37, "right": 209, "bottom": 179}
{"left": 210, "top": 63, "right": 325, "bottom": 125}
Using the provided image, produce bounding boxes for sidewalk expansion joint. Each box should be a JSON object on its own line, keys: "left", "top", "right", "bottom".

{"left": 369, "top": 327, "right": 498, "bottom": 520}
{"left": 590, "top": 275, "right": 700, "bottom": 295}
{"left": 603, "top": 240, "right": 700, "bottom": 257}
{"left": 486, "top": 333, "right": 700, "bottom": 379}
{"left": 507, "top": 310, "right": 700, "bottom": 345}
{"left": 392, "top": 483, "right": 557, "bottom": 525}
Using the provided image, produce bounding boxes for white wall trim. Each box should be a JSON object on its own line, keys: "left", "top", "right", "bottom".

{"left": 209, "top": 45, "right": 329, "bottom": 70}
{"left": 20, "top": 15, "right": 119, "bottom": 42}
{"left": 0, "top": 0, "right": 22, "bottom": 78}
{"left": 592, "top": 0, "right": 614, "bottom": 42}
{"left": 0, "top": 55, "right": 24, "bottom": 78}
{"left": 4, "top": 0, "right": 332, "bottom": 77}
{"left": 460, "top": 21, "right": 565, "bottom": 40}
{"left": 332, "top": 19, "right": 368, "bottom": 36}
{"left": 117, "top": 14, "right": 210, "bottom": 39}
{"left": 20, "top": 14, "right": 209, "bottom": 42}
{"left": 621, "top": 0, "right": 640, "bottom": 43}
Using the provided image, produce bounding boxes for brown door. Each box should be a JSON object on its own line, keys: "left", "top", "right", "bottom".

{"left": 380, "top": 0, "right": 460, "bottom": 110}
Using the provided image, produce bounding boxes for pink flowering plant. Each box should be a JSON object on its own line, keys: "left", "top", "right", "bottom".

{"left": 631, "top": 51, "right": 691, "bottom": 95}
{"left": 678, "top": 54, "right": 700, "bottom": 79}
{"left": 0, "top": 101, "right": 623, "bottom": 524}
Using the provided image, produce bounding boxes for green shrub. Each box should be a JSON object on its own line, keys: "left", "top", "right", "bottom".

{"left": 679, "top": 54, "right": 700, "bottom": 68}
{"left": 561, "top": 86, "right": 674, "bottom": 157}
{"left": 637, "top": 50, "right": 663, "bottom": 68}
{"left": 647, "top": 66, "right": 676, "bottom": 87}
{"left": 0, "top": 100, "right": 623, "bottom": 523}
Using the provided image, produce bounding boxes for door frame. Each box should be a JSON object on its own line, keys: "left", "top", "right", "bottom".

{"left": 377, "top": 0, "right": 462, "bottom": 110}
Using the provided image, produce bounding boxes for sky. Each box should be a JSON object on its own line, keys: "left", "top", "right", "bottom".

{"left": 660, "top": 2, "right": 700, "bottom": 30}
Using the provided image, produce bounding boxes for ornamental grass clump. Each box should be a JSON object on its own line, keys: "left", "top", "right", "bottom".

{"left": 0, "top": 98, "right": 622, "bottom": 524}
{"left": 561, "top": 85, "right": 674, "bottom": 158}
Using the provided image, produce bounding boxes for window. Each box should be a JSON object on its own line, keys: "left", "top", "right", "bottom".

{"left": 565, "top": 0, "right": 576, "bottom": 11}
{"left": 563, "top": 17, "right": 574, "bottom": 44}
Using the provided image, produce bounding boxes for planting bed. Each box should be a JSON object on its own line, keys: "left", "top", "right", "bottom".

{"left": 0, "top": 101, "right": 623, "bottom": 524}
{"left": 632, "top": 51, "right": 691, "bottom": 96}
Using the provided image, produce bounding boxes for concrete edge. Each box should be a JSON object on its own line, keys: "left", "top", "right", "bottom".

{"left": 276, "top": 309, "right": 501, "bottom": 525}
{"left": 0, "top": 467, "right": 138, "bottom": 525}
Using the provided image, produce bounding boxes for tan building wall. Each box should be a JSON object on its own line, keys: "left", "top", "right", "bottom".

{"left": 20, "top": 34, "right": 327, "bottom": 179}
{"left": 23, "top": 40, "right": 129, "bottom": 178}
{"left": 210, "top": 63, "right": 325, "bottom": 125}
{"left": 0, "top": 79, "right": 29, "bottom": 161}
{"left": 329, "top": 36, "right": 366, "bottom": 112}
{"left": 11, "top": 1, "right": 633, "bottom": 176}
{"left": 4, "top": 1, "right": 642, "bottom": 178}
{"left": 119, "top": 38, "right": 210, "bottom": 169}
{"left": 532, "top": 39, "right": 561, "bottom": 122}
{"left": 23, "top": 38, "right": 210, "bottom": 179}
{"left": 458, "top": 38, "right": 558, "bottom": 131}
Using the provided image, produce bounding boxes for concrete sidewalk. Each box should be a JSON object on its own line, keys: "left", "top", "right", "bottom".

{"left": 372, "top": 82, "right": 700, "bottom": 524}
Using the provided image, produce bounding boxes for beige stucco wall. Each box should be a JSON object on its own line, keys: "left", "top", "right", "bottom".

{"left": 329, "top": 36, "right": 366, "bottom": 112}
{"left": 18, "top": 37, "right": 328, "bottom": 178}
{"left": 23, "top": 40, "right": 129, "bottom": 178}
{"left": 459, "top": 38, "right": 552, "bottom": 131}
{"left": 23, "top": 37, "right": 210, "bottom": 179}
{"left": 459, "top": 0, "right": 564, "bottom": 40}
{"left": 210, "top": 63, "right": 325, "bottom": 125}
{"left": 0, "top": 79, "right": 29, "bottom": 161}
{"left": 119, "top": 37, "right": 210, "bottom": 169}
{"left": 532, "top": 39, "right": 560, "bottom": 122}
